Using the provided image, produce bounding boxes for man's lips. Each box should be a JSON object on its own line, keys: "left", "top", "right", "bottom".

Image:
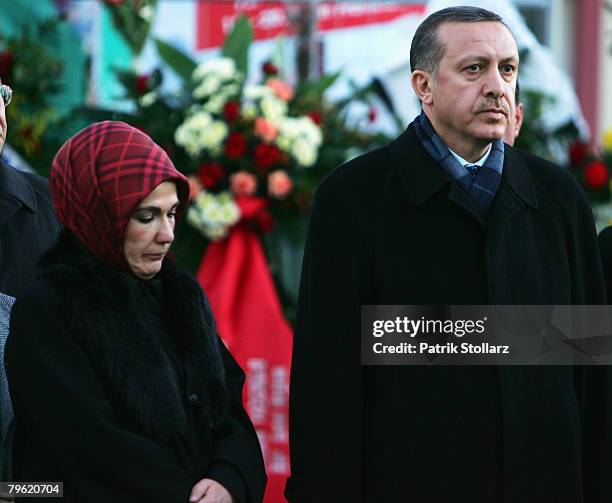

{"left": 479, "top": 109, "right": 507, "bottom": 120}
{"left": 481, "top": 108, "right": 506, "bottom": 115}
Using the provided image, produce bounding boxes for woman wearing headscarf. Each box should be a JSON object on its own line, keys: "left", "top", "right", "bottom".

{"left": 5, "top": 121, "right": 266, "bottom": 503}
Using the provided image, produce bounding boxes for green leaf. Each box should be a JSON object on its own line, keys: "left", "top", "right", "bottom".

{"left": 154, "top": 38, "right": 197, "bottom": 82}
{"left": 221, "top": 15, "right": 252, "bottom": 74}
{"left": 295, "top": 72, "right": 341, "bottom": 100}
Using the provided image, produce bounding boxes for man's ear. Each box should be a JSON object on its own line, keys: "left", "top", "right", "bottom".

{"left": 411, "top": 70, "right": 433, "bottom": 105}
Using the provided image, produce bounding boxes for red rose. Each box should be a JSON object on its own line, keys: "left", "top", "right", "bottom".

{"left": 198, "top": 162, "right": 225, "bottom": 189}
{"left": 253, "top": 143, "right": 282, "bottom": 172}
{"left": 262, "top": 61, "right": 278, "bottom": 76}
{"left": 257, "top": 210, "right": 274, "bottom": 233}
{"left": 223, "top": 101, "right": 241, "bottom": 122}
{"left": 584, "top": 160, "right": 609, "bottom": 190}
{"left": 307, "top": 111, "right": 322, "bottom": 125}
{"left": 0, "top": 52, "right": 14, "bottom": 81}
{"left": 368, "top": 106, "right": 377, "bottom": 123}
{"left": 225, "top": 132, "right": 247, "bottom": 158}
{"left": 568, "top": 140, "right": 589, "bottom": 167}
{"left": 135, "top": 74, "right": 150, "bottom": 96}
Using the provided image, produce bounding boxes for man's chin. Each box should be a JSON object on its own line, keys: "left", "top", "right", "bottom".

{"left": 474, "top": 127, "right": 505, "bottom": 143}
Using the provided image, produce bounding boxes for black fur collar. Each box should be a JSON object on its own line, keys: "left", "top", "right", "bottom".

{"left": 39, "top": 230, "right": 227, "bottom": 441}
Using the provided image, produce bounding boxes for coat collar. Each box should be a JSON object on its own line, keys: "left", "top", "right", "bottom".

{"left": 0, "top": 159, "right": 37, "bottom": 213}
{"left": 39, "top": 230, "right": 228, "bottom": 441}
{"left": 389, "top": 126, "right": 538, "bottom": 212}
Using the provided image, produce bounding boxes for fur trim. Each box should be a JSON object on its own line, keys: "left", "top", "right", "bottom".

{"left": 39, "top": 230, "right": 227, "bottom": 441}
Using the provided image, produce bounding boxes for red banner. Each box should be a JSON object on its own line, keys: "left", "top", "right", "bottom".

{"left": 197, "top": 224, "right": 293, "bottom": 502}
{"left": 196, "top": 1, "right": 425, "bottom": 50}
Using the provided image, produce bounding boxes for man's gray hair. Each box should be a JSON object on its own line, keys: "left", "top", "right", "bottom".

{"left": 410, "top": 6, "right": 509, "bottom": 76}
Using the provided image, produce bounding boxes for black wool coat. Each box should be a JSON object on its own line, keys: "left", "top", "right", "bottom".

{"left": 6, "top": 232, "right": 266, "bottom": 503}
{"left": 286, "top": 126, "right": 611, "bottom": 503}
{"left": 0, "top": 160, "right": 61, "bottom": 298}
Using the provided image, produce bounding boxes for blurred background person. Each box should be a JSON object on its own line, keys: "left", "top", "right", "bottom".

{"left": 0, "top": 79, "right": 60, "bottom": 494}
{"left": 504, "top": 81, "right": 524, "bottom": 146}
{"left": 0, "top": 80, "right": 61, "bottom": 298}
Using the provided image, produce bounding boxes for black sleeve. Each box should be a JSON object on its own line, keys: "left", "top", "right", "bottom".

{"left": 206, "top": 341, "right": 266, "bottom": 503}
{"left": 206, "top": 461, "right": 246, "bottom": 503}
{"left": 285, "top": 175, "right": 366, "bottom": 502}
{"left": 598, "top": 226, "right": 612, "bottom": 302}
{"left": 570, "top": 199, "right": 612, "bottom": 503}
{"left": 5, "top": 285, "right": 195, "bottom": 503}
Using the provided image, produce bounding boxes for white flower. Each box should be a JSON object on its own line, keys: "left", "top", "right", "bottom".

{"left": 203, "top": 94, "right": 228, "bottom": 114}
{"left": 260, "top": 95, "right": 287, "bottom": 124}
{"left": 221, "top": 83, "right": 241, "bottom": 97}
{"left": 244, "top": 84, "right": 273, "bottom": 100}
{"left": 138, "top": 91, "right": 157, "bottom": 108}
{"left": 201, "top": 121, "right": 229, "bottom": 155}
{"left": 292, "top": 138, "right": 317, "bottom": 167}
{"left": 278, "top": 117, "right": 300, "bottom": 141}
{"left": 297, "top": 116, "right": 323, "bottom": 145}
{"left": 276, "top": 135, "right": 291, "bottom": 152}
{"left": 276, "top": 116, "right": 322, "bottom": 167}
{"left": 139, "top": 4, "right": 155, "bottom": 22}
{"left": 187, "top": 191, "right": 240, "bottom": 240}
{"left": 174, "top": 112, "right": 228, "bottom": 157}
{"left": 241, "top": 103, "right": 257, "bottom": 120}
{"left": 192, "top": 58, "right": 238, "bottom": 82}
{"left": 193, "top": 75, "right": 221, "bottom": 99}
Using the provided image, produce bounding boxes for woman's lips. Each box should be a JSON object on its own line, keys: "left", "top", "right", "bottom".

{"left": 143, "top": 253, "right": 164, "bottom": 260}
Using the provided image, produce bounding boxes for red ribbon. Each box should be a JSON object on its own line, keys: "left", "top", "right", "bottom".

{"left": 196, "top": 199, "right": 292, "bottom": 502}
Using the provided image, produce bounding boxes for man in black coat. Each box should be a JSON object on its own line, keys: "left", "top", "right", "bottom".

{"left": 0, "top": 103, "right": 61, "bottom": 298}
{"left": 286, "top": 6, "right": 610, "bottom": 503}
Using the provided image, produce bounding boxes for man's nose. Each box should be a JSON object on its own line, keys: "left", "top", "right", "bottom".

{"left": 483, "top": 68, "right": 505, "bottom": 98}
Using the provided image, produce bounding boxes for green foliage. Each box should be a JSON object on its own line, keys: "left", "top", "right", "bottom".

{"left": 0, "top": 17, "right": 67, "bottom": 173}
{"left": 103, "top": 0, "right": 157, "bottom": 55}
{"left": 154, "top": 39, "right": 197, "bottom": 82}
{"left": 221, "top": 15, "right": 253, "bottom": 75}
{"left": 294, "top": 72, "right": 340, "bottom": 106}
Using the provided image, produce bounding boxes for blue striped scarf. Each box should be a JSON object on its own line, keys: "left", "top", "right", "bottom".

{"left": 411, "top": 111, "right": 504, "bottom": 219}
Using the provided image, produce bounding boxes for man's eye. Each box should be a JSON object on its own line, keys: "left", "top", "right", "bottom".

{"left": 502, "top": 65, "right": 515, "bottom": 73}
{"left": 168, "top": 211, "right": 177, "bottom": 220}
{"left": 466, "top": 64, "right": 482, "bottom": 72}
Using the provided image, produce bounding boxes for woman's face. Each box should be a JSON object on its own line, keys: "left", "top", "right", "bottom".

{"left": 123, "top": 181, "right": 179, "bottom": 279}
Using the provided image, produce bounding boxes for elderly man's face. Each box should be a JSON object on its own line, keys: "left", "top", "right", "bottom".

{"left": 415, "top": 21, "right": 518, "bottom": 159}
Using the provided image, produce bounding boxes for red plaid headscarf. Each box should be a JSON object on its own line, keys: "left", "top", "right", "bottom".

{"left": 50, "top": 121, "right": 190, "bottom": 271}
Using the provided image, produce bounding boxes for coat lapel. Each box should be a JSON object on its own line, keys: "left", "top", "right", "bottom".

{"left": 389, "top": 128, "right": 539, "bottom": 229}
{"left": 0, "top": 163, "right": 37, "bottom": 225}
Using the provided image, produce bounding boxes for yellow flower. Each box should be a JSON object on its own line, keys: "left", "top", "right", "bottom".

{"left": 603, "top": 128, "right": 612, "bottom": 150}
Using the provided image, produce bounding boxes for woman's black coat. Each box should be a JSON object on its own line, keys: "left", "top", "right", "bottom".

{"left": 287, "top": 127, "right": 611, "bottom": 503}
{"left": 6, "top": 232, "right": 266, "bottom": 503}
